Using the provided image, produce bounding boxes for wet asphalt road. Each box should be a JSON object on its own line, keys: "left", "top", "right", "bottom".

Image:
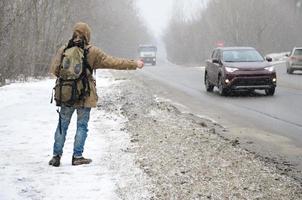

{"left": 134, "top": 60, "right": 302, "bottom": 171}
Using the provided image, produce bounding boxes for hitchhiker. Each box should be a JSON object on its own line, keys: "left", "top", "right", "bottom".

{"left": 49, "top": 22, "right": 144, "bottom": 167}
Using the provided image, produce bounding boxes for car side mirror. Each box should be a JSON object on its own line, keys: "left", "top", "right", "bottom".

{"left": 213, "top": 59, "right": 221, "bottom": 64}
{"left": 266, "top": 57, "right": 272, "bottom": 62}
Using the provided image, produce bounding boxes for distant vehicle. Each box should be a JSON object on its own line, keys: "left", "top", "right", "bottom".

{"left": 286, "top": 47, "right": 302, "bottom": 74}
{"left": 204, "top": 47, "right": 277, "bottom": 96}
{"left": 138, "top": 45, "right": 157, "bottom": 65}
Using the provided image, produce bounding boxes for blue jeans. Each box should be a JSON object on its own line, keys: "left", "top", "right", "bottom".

{"left": 53, "top": 106, "right": 91, "bottom": 157}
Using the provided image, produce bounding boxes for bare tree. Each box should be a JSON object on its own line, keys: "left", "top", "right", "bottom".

{"left": 0, "top": 0, "right": 151, "bottom": 86}
{"left": 164, "top": 0, "right": 302, "bottom": 65}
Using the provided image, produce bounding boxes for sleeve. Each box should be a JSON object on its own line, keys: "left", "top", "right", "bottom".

{"left": 92, "top": 47, "right": 137, "bottom": 70}
{"left": 49, "top": 46, "right": 65, "bottom": 77}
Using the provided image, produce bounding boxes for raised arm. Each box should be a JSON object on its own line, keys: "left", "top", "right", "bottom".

{"left": 89, "top": 46, "right": 141, "bottom": 70}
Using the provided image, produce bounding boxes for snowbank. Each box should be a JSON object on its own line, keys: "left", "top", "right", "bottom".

{"left": 0, "top": 71, "right": 150, "bottom": 200}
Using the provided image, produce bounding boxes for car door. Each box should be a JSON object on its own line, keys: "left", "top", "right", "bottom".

{"left": 212, "top": 49, "right": 222, "bottom": 85}
{"left": 286, "top": 49, "right": 293, "bottom": 68}
{"left": 207, "top": 49, "right": 218, "bottom": 83}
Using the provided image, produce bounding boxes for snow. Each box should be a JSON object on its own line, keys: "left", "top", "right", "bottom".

{"left": 0, "top": 71, "right": 149, "bottom": 199}
{"left": 266, "top": 52, "right": 289, "bottom": 62}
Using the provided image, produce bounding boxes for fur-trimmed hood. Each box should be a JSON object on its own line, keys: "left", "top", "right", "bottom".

{"left": 73, "top": 22, "right": 91, "bottom": 44}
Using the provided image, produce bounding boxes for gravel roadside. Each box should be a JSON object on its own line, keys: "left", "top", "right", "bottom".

{"left": 99, "top": 70, "right": 302, "bottom": 200}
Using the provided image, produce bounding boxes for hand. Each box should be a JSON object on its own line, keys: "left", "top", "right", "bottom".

{"left": 136, "top": 60, "right": 144, "bottom": 69}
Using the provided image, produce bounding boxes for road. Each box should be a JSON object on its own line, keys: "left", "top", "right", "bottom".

{"left": 134, "top": 60, "right": 302, "bottom": 173}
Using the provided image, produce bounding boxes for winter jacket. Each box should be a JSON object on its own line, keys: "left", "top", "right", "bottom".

{"left": 50, "top": 22, "right": 137, "bottom": 108}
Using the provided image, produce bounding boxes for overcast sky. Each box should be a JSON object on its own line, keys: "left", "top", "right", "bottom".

{"left": 136, "top": 0, "right": 206, "bottom": 37}
{"left": 136, "top": 0, "right": 173, "bottom": 37}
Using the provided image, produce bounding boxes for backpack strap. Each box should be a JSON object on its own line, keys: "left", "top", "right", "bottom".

{"left": 83, "top": 46, "right": 93, "bottom": 75}
{"left": 78, "top": 46, "right": 93, "bottom": 104}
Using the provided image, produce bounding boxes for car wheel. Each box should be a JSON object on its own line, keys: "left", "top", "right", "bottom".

{"left": 204, "top": 73, "right": 214, "bottom": 92}
{"left": 218, "top": 76, "right": 228, "bottom": 96}
{"left": 287, "top": 67, "right": 293, "bottom": 74}
{"left": 265, "top": 87, "right": 275, "bottom": 96}
{"left": 248, "top": 89, "right": 255, "bottom": 94}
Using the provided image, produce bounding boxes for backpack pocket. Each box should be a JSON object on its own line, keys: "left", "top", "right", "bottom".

{"left": 54, "top": 79, "right": 79, "bottom": 106}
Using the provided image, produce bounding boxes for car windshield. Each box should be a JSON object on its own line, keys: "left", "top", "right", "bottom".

{"left": 222, "top": 49, "right": 264, "bottom": 62}
{"left": 293, "top": 49, "right": 302, "bottom": 56}
{"left": 140, "top": 51, "right": 156, "bottom": 57}
{"left": 139, "top": 47, "right": 157, "bottom": 52}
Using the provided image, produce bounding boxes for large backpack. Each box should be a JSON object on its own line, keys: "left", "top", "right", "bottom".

{"left": 52, "top": 46, "right": 92, "bottom": 107}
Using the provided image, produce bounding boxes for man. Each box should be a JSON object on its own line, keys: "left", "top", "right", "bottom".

{"left": 49, "top": 22, "right": 144, "bottom": 167}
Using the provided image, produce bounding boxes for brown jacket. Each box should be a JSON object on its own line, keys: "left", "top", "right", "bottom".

{"left": 50, "top": 22, "right": 137, "bottom": 108}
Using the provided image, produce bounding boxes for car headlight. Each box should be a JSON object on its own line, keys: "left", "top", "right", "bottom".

{"left": 265, "top": 66, "right": 275, "bottom": 72}
{"left": 225, "top": 67, "right": 238, "bottom": 73}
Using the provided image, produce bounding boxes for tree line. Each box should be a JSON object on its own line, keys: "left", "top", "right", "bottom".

{"left": 0, "top": 0, "right": 151, "bottom": 86}
{"left": 164, "top": 0, "right": 302, "bottom": 65}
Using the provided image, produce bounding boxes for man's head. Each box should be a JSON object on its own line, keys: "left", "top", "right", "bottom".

{"left": 72, "top": 22, "right": 91, "bottom": 46}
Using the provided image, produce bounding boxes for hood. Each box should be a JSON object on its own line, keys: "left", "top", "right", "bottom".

{"left": 223, "top": 61, "right": 270, "bottom": 70}
{"left": 73, "top": 22, "right": 91, "bottom": 44}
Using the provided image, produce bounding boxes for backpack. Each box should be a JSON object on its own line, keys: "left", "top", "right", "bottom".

{"left": 52, "top": 46, "right": 92, "bottom": 107}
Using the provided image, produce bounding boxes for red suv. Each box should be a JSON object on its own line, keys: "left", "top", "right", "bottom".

{"left": 204, "top": 47, "right": 277, "bottom": 96}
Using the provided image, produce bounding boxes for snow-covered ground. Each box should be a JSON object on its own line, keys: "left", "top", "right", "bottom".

{"left": 0, "top": 71, "right": 150, "bottom": 200}
{"left": 266, "top": 52, "right": 289, "bottom": 63}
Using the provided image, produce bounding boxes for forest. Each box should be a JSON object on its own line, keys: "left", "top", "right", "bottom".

{"left": 0, "top": 0, "right": 151, "bottom": 85}
{"left": 165, "top": 0, "right": 302, "bottom": 64}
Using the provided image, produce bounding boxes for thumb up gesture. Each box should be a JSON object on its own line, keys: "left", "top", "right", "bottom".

{"left": 136, "top": 60, "right": 144, "bottom": 69}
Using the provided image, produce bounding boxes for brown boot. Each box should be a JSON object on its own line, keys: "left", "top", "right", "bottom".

{"left": 49, "top": 155, "right": 61, "bottom": 167}
{"left": 72, "top": 156, "right": 92, "bottom": 166}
